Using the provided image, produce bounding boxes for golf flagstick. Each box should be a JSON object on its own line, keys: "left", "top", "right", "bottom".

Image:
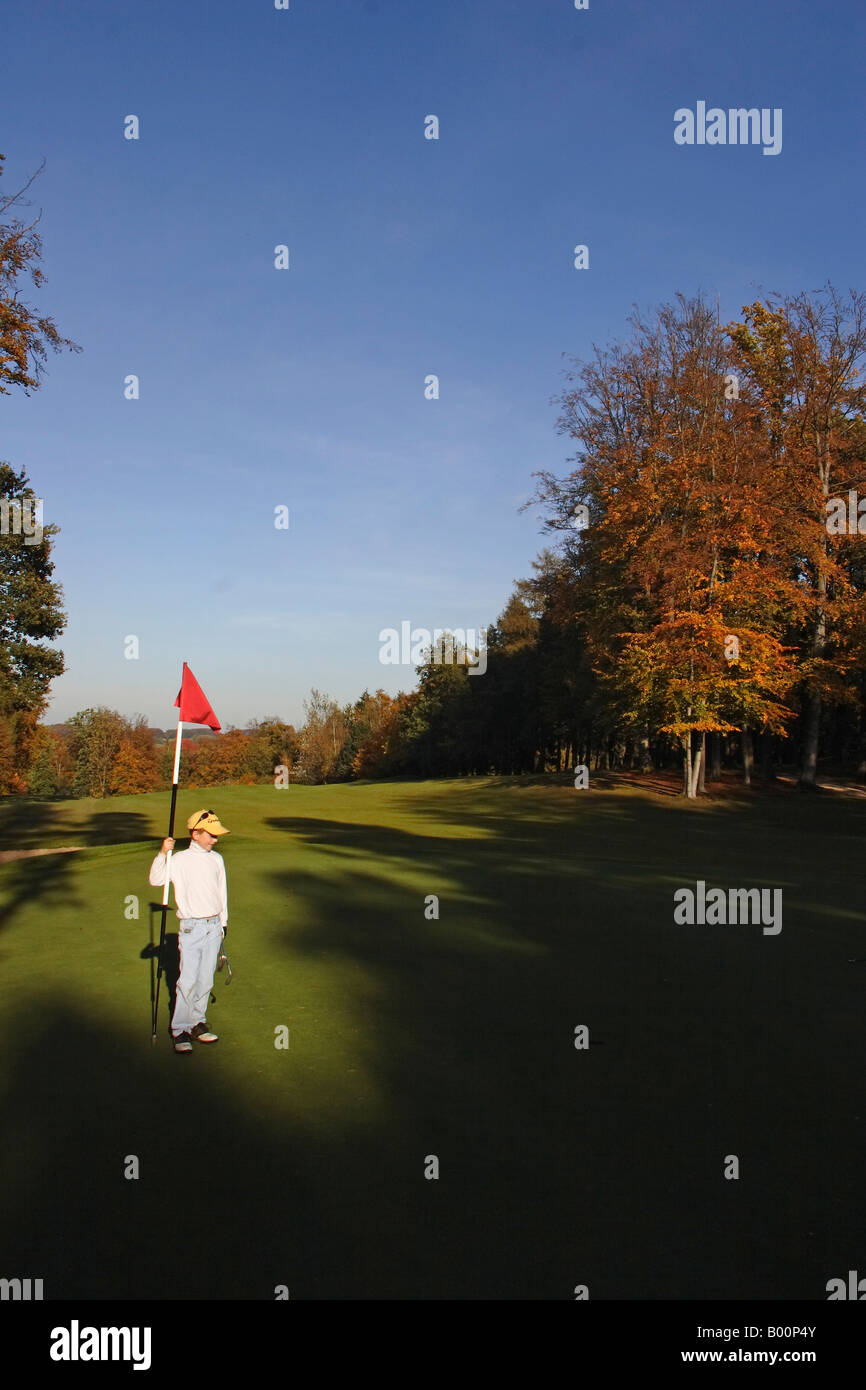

{"left": 152, "top": 711, "right": 183, "bottom": 1045}
{"left": 151, "top": 663, "right": 222, "bottom": 1045}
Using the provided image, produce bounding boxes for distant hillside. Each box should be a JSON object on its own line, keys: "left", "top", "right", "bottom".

{"left": 45, "top": 724, "right": 220, "bottom": 744}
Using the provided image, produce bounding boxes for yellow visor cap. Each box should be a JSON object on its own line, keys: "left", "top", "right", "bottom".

{"left": 187, "top": 809, "right": 230, "bottom": 836}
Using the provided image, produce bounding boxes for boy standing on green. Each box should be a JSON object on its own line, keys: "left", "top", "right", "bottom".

{"left": 149, "top": 809, "right": 229, "bottom": 1054}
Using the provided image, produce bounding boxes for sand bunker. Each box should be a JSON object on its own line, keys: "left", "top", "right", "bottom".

{"left": 0, "top": 847, "right": 84, "bottom": 864}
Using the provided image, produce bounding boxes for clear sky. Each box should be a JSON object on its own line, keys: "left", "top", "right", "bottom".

{"left": 3, "top": 0, "right": 864, "bottom": 729}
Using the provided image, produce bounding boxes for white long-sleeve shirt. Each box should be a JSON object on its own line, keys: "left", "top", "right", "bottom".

{"left": 149, "top": 841, "right": 228, "bottom": 926}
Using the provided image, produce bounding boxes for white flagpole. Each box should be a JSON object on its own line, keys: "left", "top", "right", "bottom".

{"left": 162, "top": 710, "right": 184, "bottom": 898}
{"left": 152, "top": 701, "right": 185, "bottom": 1043}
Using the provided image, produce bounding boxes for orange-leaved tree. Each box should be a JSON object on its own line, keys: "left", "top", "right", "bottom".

{"left": 727, "top": 287, "right": 866, "bottom": 787}
{"left": 547, "top": 293, "right": 802, "bottom": 794}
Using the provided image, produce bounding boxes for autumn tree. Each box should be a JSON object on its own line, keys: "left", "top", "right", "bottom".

{"left": 245, "top": 717, "right": 300, "bottom": 782}
{"left": 344, "top": 689, "right": 407, "bottom": 779}
{"left": 533, "top": 293, "right": 803, "bottom": 795}
{"left": 158, "top": 736, "right": 197, "bottom": 788}
{"left": 67, "top": 707, "right": 127, "bottom": 799}
{"left": 192, "top": 729, "right": 257, "bottom": 786}
{"left": 297, "top": 689, "right": 347, "bottom": 784}
{"left": 1, "top": 154, "right": 80, "bottom": 394}
{"left": 728, "top": 287, "right": 866, "bottom": 787}
{"left": 0, "top": 155, "right": 79, "bottom": 789}
{"left": 109, "top": 717, "right": 160, "bottom": 795}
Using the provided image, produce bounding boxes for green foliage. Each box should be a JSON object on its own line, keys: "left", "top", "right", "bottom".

{"left": 66, "top": 707, "right": 128, "bottom": 799}
{"left": 296, "top": 689, "right": 347, "bottom": 784}
{"left": 243, "top": 717, "right": 300, "bottom": 781}
{"left": 0, "top": 462, "right": 66, "bottom": 724}
{"left": 0, "top": 156, "right": 76, "bottom": 791}
{"left": 25, "top": 724, "right": 73, "bottom": 798}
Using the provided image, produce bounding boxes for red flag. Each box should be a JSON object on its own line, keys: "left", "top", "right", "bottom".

{"left": 175, "top": 662, "right": 221, "bottom": 730}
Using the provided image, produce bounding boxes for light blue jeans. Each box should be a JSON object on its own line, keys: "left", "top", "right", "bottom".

{"left": 172, "top": 915, "right": 224, "bottom": 1036}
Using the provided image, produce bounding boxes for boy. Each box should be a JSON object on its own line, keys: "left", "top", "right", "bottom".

{"left": 149, "top": 808, "right": 230, "bottom": 1054}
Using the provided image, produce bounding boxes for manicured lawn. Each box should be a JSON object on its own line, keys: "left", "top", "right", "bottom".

{"left": 1, "top": 776, "right": 864, "bottom": 1298}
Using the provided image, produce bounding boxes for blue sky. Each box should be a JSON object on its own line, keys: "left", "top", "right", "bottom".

{"left": 3, "top": 0, "right": 865, "bottom": 729}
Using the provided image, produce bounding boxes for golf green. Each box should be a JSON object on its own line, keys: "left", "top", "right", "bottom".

{"left": 1, "top": 777, "right": 864, "bottom": 1299}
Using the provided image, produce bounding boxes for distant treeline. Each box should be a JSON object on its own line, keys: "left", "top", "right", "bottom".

{"left": 13, "top": 612, "right": 866, "bottom": 801}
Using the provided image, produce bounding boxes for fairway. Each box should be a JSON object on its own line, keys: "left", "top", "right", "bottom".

{"left": 1, "top": 777, "right": 865, "bottom": 1300}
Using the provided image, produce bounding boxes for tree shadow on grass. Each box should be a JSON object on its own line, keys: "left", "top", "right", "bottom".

{"left": 1, "top": 794, "right": 864, "bottom": 1298}
{"left": 80, "top": 809, "right": 153, "bottom": 847}
{"left": 0, "top": 799, "right": 67, "bottom": 852}
{"left": 254, "top": 802, "right": 866, "bottom": 1298}
{"left": 388, "top": 779, "right": 866, "bottom": 885}
{"left": 0, "top": 1003, "right": 381, "bottom": 1299}
{"left": 0, "top": 850, "right": 83, "bottom": 943}
{"left": 0, "top": 809, "right": 155, "bottom": 940}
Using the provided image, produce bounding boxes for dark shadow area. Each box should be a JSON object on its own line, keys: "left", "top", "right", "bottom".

{"left": 1, "top": 789, "right": 864, "bottom": 1297}
{"left": 0, "top": 848, "right": 83, "bottom": 943}
{"left": 264, "top": 814, "right": 470, "bottom": 859}
{"left": 0, "top": 801, "right": 155, "bottom": 852}
{"left": 140, "top": 902, "right": 180, "bottom": 1039}
{"left": 79, "top": 810, "right": 153, "bottom": 847}
{"left": 0, "top": 1005, "right": 347, "bottom": 1299}
{"left": 253, "top": 796, "right": 866, "bottom": 1297}
{"left": 389, "top": 778, "right": 866, "bottom": 871}
{"left": 0, "top": 808, "right": 155, "bottom": 939}
{"left": 0, "top": 799, "right": 67, "bottom": 852}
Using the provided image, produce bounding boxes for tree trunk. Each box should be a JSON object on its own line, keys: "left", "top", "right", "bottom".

{"left": 741, "top": 727, "right": 753, "bottom": 786}
{"left": 683, "top": 733, "right": 692, "bottom": 797}
{"left": 761, "top": 731, "right": 775, "bottom": 782}
{"left": 801, "top": 451, "right": 829, "bottom": 788}
{"left": 857, "top": 710, "right": 866, "bottom": 780}
{"left": 799, "top": 690, "right": 821, "bottom": 789}
{"left": 698, "top": 732, "right": 706, "bottom": 794}
{"left": 637, "top": 731, "right": 653, "bottom": 772}
{"left": 709, "top": 732, "right": 722, "bottom": 780}
{"left": 739, "top": 728, "right": 756, "bottom": 783}
{"left": 688, "top": 735, "right": 704, "bottom": 799}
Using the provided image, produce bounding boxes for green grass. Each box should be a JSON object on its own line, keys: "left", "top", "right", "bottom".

{"left": 1, "top": 776, "right": 864, "bottom": 1299}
